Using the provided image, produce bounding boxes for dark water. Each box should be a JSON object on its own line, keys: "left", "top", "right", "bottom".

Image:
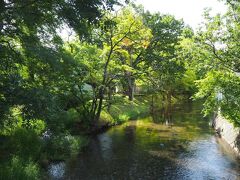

{"left": 63, "top": 102, "right": 240, "bottom": 180}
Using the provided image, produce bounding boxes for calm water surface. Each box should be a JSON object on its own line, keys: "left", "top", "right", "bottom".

{"left": 63, "top": 102, "right": 240, "bottom": 180}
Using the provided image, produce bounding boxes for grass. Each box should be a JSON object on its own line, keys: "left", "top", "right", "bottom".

{"left": 100, "top": 93, "right": 186, "bottom": 126}
{"left": 100, "top": 95, "right": 150, "bottom": 125}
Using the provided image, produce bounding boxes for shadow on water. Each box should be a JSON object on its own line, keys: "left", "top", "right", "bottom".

{"left": 55, "top": 101, "right": 240, "bottom": 180}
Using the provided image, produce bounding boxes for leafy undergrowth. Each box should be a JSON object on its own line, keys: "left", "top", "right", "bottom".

{"left": 0, "top": 156, "right": 40, "bottom": 180}
{"left": 0, "top": 126, "right": 88, "bottom": 180}
{"left": 41, "top": 133, "right": 89, "bottom": 162}
{"left": 0, "top": 95, "right": 154, "bottom": 179}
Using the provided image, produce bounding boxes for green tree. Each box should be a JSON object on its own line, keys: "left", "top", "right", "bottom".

{"left": 142, "top": 12, "right": 186, "bottom": 103}
{"left": 192, "top": 2, "right": 240, "bottom": 125}
{"left": 0, "top": 0, "right": 120, "bottom": 130}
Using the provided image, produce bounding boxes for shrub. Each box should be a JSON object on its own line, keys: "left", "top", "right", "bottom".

{"left": 100, "top": 110, "right": 114, "bottom": 124}
{"left": 8, "top": 128, "right": 42, "bottom": 160}
{"left": 118, "top": 114, "right": 130, "bottom": 123}
{"left": 0, "top": 156, "right": 40, "bottom": 180}
{"left": 0, "top": 106, "right": 46, "bottom": 136}
{"left": 44, "top": 133, "right": 88, "bottom": 161}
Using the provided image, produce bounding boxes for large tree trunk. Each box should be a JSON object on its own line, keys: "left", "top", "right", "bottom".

{"left": 127, "top": 74, "right": 135, "bottom": 101}
{"left": 94, "top": 42, "right": 113, "bottom": 122}
{"left": 167, "top": 91, "right": 171, "bottom": 106}
{"left": 128, "top": 85, "right": 134, "bottom": 101}
{"left": 166, "top": 90, "right": 172, "bottom": 115}
{"left": 107, "top": 87, "right": 113, "bottom": 112}
{"left": 95, "top": 88, "right": 104, "bottom": 122}
{"left": 150, "top": 93, "right": 154, "bottom": 114}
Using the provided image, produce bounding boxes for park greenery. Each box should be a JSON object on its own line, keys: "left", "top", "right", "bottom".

{"left": 0, "top": 0, "right": 239, "bottom": 178}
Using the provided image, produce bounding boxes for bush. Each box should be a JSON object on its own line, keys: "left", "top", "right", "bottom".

{"left": 0, "top": 156, "right": 40, "bottom": 180}
{"left": 0, "top": 106, "right": 46, "bottom": 136}
{"left": 8, "top": 128, "right": 42, "bottom": 160}
{"left": 67, "top": 108, "right": 80, "bottom": 122}
{"left": 47, "top": 109, "right": 82, "bottom": 133}
{"left": 118, "top": 114, "right": 130, "bottom": 123}
{"left": 44, "top": 133, "right": 88, "bottom": 161}
{"left": 100, "top": 110, "right": 114, "bottom": 124}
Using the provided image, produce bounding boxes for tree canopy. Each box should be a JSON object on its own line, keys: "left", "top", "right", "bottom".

{"left": 0, "top": 0, "right": 240, "bottom": 178}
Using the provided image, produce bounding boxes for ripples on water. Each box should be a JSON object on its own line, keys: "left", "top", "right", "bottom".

{"left": 51, "top": 102, "right": 240, "bottom": 180}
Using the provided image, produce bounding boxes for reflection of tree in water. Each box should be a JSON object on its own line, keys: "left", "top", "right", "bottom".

{"left": 151, "top": 103, "right": 173, "bottom": 126}
{"left": 124, "top": 125, "right": 137, "bottom": 144}
{"left": 66, "top": 136, "right": 108, "bottom": 179}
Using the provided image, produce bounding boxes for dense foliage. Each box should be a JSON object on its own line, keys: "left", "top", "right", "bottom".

{"left": 191, "top": 1, "right": 240, "bottom": 125}
{"left": 0, "top": 0, "right": 239, "bottom": 178}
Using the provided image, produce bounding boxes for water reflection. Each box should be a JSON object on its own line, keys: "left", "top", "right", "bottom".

{"left": 151, "top": 103, "right": 173, "bottom": 125}
{"left": 48, "top": 162, "right": 65, "bottom": 179}
{"left": 123, "top": 124, "right": 137, "bottom": 143}
{"left": 65, "top": 102, "right": 240, "bottom": 180}
{"left": 98, "top": 134, "right": 113, "bottom": 160}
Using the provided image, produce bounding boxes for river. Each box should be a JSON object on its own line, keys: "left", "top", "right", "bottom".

{"left": 51, "top": 101, "right": 240, "bottom": 179}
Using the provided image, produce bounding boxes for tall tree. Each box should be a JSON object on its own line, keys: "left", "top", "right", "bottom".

{"left": 192, "top": 2, "right": 240, "bottom": 124}
{"left": 94, "top": 6, "right": 152, "bottom": 120}
{"left": 142, "top": 12, "right": 185, "bottom": 103}
{"left": 0, "top": 0, "right": 120, "bottom": 130}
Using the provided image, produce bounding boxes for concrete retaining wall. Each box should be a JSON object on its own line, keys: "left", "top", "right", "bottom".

{"left": 213, "top": 113, "right": 240, "bottom": 156}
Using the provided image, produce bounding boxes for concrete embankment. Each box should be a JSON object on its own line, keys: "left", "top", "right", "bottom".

{"left": 213, "top": 114, "right": 240, "bottom": 156}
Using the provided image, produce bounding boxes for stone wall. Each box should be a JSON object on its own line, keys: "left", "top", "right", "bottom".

{"left": 213, "top": 113, "right": 240, "bottom": 156}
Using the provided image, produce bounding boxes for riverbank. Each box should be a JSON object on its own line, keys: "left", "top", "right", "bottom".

{"left": 0, "top": 95, "right": 191, "bottom": 179}
{"left": 72, "top": 95, "right": 150, "bottom": 135}
{"left": 213, "top": 113, "right": 240, "bottom": 156}
{"left": 0, "top": 95, "right": 151, "bottom": 179}
{"left": 47, "top": 95, "right": 151, "bottom": 178}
